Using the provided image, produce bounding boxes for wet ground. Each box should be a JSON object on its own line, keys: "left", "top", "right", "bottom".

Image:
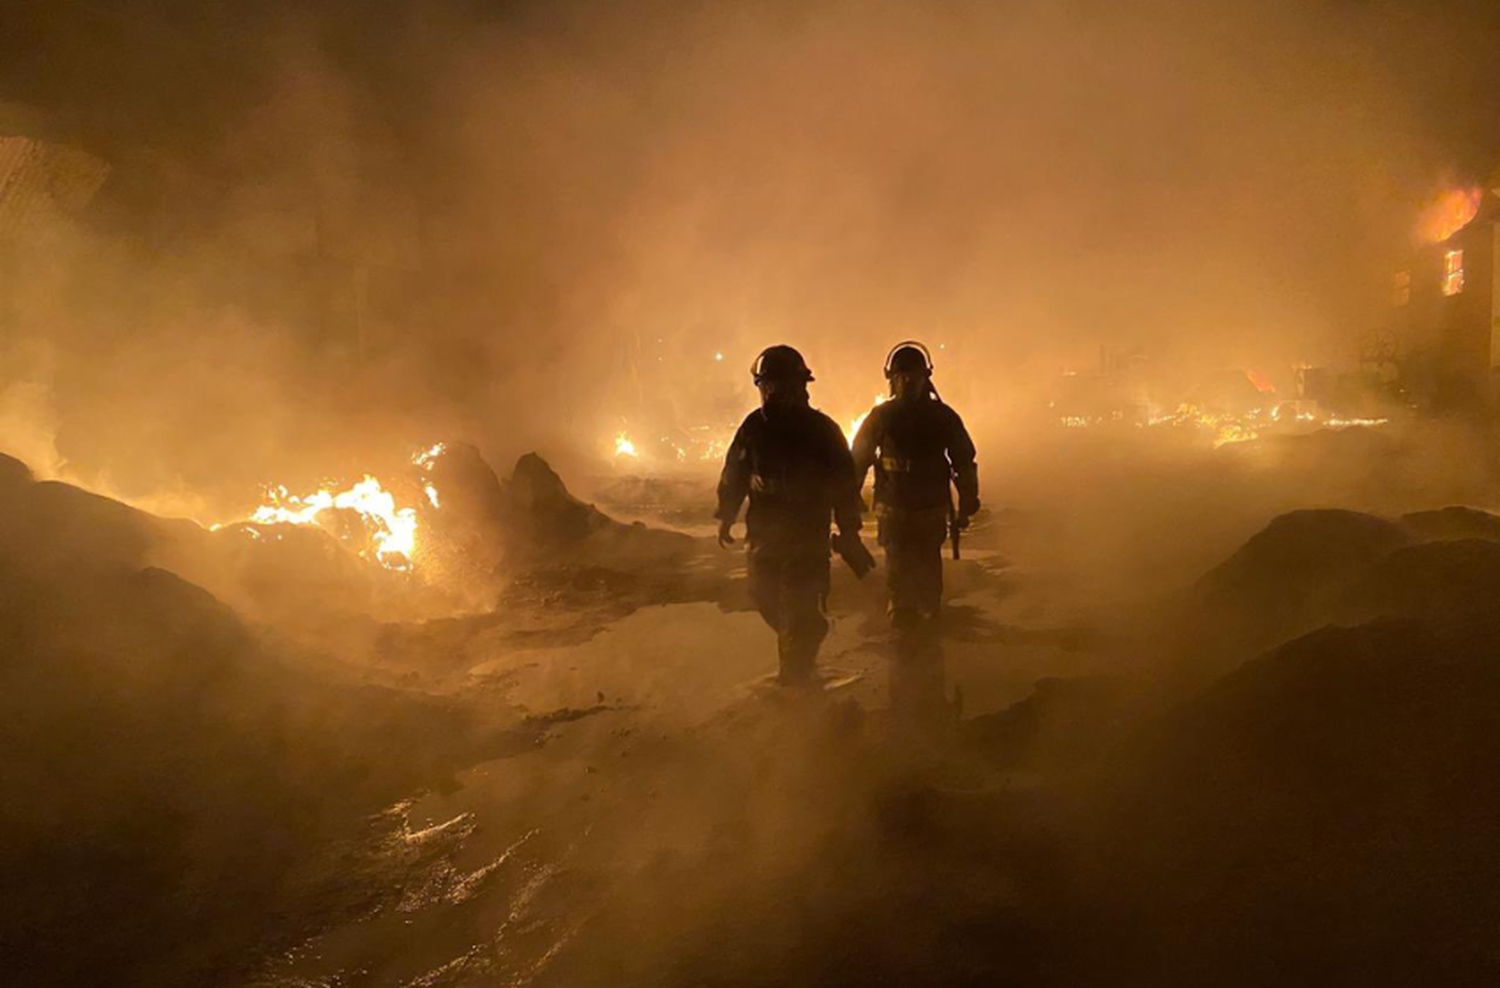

{"left": 242, "top": 479, "right": 1124, "bottom": 988}
{"left": 17, "top": 426, "right": 1497, "bottom": 986}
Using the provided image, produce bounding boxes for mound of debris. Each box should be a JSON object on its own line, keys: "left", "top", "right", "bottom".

{"left": 499, "top": 452, "right": 693, "bottom": 567}
{"left": 1097, "top": 617, "right": 1500, "bottom": 986}
{"left": 1191, "top": 509, "right": 1410, "bottom": 653}
{"left": 0, "top": 453, "right": 527, "bottom": 986}
{"left": 1400, "top": 505, "right": 1500, "bottom": 543}
{"left": 1184, "top": 504, "right": 1500, "bottom": 666}
{"left": 1339, "top": 537, "right": 1500, "bottom": 625}
{"left": 590, "top": 473, "right": 720, "bottom": 529}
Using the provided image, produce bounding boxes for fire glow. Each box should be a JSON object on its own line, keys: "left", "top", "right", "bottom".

{"left": 250, "top": 477, "right": 419, "bottom": 569}
{"left": 1150, "top": 404, "right": 1262, "bottom": 448}
{"left": 846, "top": 394, "right": 887, "bottom": 446}
{"left": 228, "top": 444, "right": 450, "bottom": 571}
{"left": 1140, "top": 403, "right": 1388, "bottom": 448}
{"left": 1417, "top": 187, "right": 1484, "bottom": 244}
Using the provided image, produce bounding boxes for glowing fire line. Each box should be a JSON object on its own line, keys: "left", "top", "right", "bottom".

{"left": 228, "top": 444, "right": 451, "bottom": 571}
{"left": 250, "top": 476, "right": 419, "bottom": 568}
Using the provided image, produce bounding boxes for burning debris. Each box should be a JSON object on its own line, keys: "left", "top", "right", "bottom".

{"left": 222, "top": 444, "right": 458, "bottom": 577}
{"left": 1416, "top": 185, "right": 1484, "bottom": 245}
{"left": 210, "top": 442, "right": 694, "bottom": 610}
{"left": 248, "top": 476, "right": 420, "bottom": 569}
{"left": 1053, "top": 368, "right": 1391, "bottom": 448}
{"left": 613, "top": 431, "right": 640, "bottom": 460}
{"left": 0, "top": 451, "right": 534, "bottom": 985}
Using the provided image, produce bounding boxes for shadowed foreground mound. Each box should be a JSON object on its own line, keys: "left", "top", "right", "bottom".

{"left": 1094, "top": 617, "right": 1500, "bottom": 986}
{"left": 1180, "top": 505, "right": 1500, "bottom": 671}
{"left": 0, "top": 456, "right": 525, "bottom": 986}
{"left": 1193, "top": 508, "right": 1411, "bottom": 650}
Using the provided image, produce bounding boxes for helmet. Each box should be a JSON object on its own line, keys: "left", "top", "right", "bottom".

{"left": 884, "top": 340, "right": 934, "bottom": 377}
{"left": 752, "top": 345, "right": 815, "bottom": 384}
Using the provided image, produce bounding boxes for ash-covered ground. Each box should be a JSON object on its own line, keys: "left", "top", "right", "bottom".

{"left": 5, "top": 421, "right": 1500, "bottom": 988}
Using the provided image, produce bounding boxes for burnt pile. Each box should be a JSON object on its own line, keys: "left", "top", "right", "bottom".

{"left": 184, "top": 443, "right": 695, "bottom": 627}
{"left": 497, "top": 452, "right": 693, "bottom": 568}
{"left": 0, "top": 454, "right": 525, "bottom": 985}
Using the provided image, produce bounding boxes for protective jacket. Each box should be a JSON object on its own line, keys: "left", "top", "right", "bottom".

{"left": 716, "top": 403, "right": 864, "bottom": 548}
{"left": 851, "top": 396, "right": 978, "bottom": 517}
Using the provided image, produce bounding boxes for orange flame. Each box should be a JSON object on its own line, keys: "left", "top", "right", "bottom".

{"left": 249, "top": 476, "right": 419, "bottom": 569}
{"left": 1416, "top": 187, "right": 1483, "bottom": 244}
{"left": 1244, "top": 369, "right": 1275, "bottom": 394}
{"left": 845, "top": 394, "right": 887, "bottom": 446}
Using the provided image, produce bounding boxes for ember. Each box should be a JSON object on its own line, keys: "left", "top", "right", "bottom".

{"left": 1150, "top": 402, "right": 1263, "bottom": 448}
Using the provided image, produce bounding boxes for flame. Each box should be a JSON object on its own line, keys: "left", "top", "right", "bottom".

{"left": 614, "top": 432, "right": 639, "bottom": 459}
{"left": 1244, "top": 369, "right": 1275, "bottom": 394}
{"left": 1073, "top": 399, "right": 1392, "bottom": 447}
{"left": 249, "top": 475, "right": 419, "bottom": 569}
{"left": 413, "top": 443, "right": 446, "bottom": 510}
{"left": 1325, "top": 416, "right": 1388, "bottom": 429}
{"left": 846, "top": 394, "right": 887, "bottom": 445}
{"left": 1150, "top": 403, "right": 1261, "bottom": 448}
{"left": 1417, "top": 187, "right": 1483, "bottom": 244}
{"left": 697, "top": 435, "right": 730, "bottom": 462}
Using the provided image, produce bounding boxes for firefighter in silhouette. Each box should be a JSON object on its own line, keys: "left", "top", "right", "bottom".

{"left": 717, "top": 345, "right": 874, "bottom": 686}
{"left": 852, "top": 341, "right": 979, "bottom": 722}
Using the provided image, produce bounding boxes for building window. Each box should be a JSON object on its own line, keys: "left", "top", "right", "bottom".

{"left": 1443, "top": 249, "right": 1465, "bottom": 296}
{"left": 1393, "top": 269, "right": 1411, "bottom": 306}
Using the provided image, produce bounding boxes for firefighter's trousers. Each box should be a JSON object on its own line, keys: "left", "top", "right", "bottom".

{"left": 879, "top": 507, "right": 950, "bottom": 726}
{"left": 747, "top": 542, "right": 831, "bottom": 684}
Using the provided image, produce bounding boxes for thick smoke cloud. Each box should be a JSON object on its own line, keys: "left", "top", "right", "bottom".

{"left": 4, "top": 0, "right": 1500, "bottom": 511}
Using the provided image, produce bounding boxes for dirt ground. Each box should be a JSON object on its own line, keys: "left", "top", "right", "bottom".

{"left": 7, "top": 422, "right": 1500, "bottom": 987}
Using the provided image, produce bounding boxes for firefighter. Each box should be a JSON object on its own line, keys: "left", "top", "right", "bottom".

{"left": 717, "top": 345, "right": 874, "bottom": 687}
{"left": 851, "top": 341, "right": 979, "bottom": 721}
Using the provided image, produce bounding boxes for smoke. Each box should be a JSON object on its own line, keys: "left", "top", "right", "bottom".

{"left": 10, "top": 8, "right": 1500, "bottom": 983}
{"left": 4, "top": 0, "right": 1500, "bottom": 510}
{"left": 0, "top": 378, "right": 61, "bottom": 478}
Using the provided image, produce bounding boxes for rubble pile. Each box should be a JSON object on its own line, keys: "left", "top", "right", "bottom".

{"left": 963, "top": 503, "right": 1500, "bottom": 983}
{"left": 1400, "top": 504, "right": 1500, "bottom": 542}
{"left": 0, "top": 454, "right": 524, "bottom": 984}
{"left": 498, "top": 452, "right": 693, "bottom": 568}
{"left": 1190, "top": 508, "right": 1412, "bottom": 655}
{"left": 1095, "top": 617, "right": 1500, "bottom": 985}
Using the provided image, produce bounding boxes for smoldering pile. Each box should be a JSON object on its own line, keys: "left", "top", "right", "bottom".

{"left": 0, "top": 452, "right": 507, "bottom": 984}
{"left": 205, "top": 442, "right": 693, "bottom": 627}
{"left": 0, "top": 445, "right": 696, "bottom": 985}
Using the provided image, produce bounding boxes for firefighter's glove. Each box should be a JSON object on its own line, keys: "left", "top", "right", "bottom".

{"left": 716, "top": 520, "right": 737, "bottom": 548}
{"left": 953, "top": 514, "right": 972, "bottom": 532}
{"left": 832, "top": 531, "right": 876, "bottom": 579}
